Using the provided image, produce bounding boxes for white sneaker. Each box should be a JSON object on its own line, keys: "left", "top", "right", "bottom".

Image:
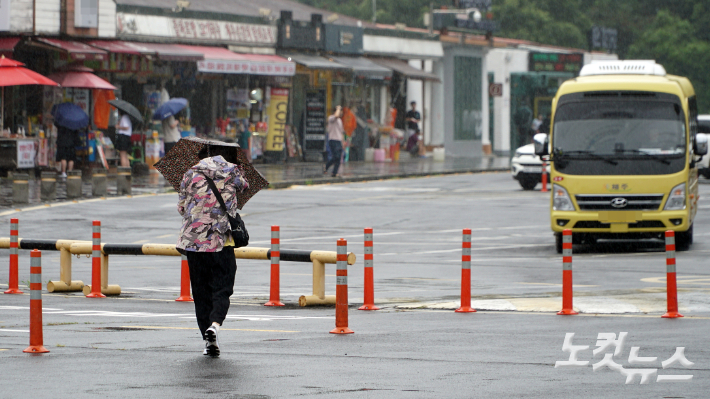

{"left": 60, "top": 172, "right": 67, "bottom": 178}
{"left": 204, "top": 325, "right": 220, "bottom": 357}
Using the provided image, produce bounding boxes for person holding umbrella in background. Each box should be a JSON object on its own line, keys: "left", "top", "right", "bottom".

{"left": 51, "top": 102, "right": 89, "bottom": 178}
{"left": 162, "top": 112, "right": 181, "bottom": 155}
{"left": 153, "top": 98, "right": 188, "bottom": 156}
{"left": 115, "top": 111, "right": 132, "bottom": 167}
{"left": 108, "top": 99, "right": 142, "bottom": 168}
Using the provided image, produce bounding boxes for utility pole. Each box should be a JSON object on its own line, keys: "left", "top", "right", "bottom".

{"left": 372, "top": 0, "right": 376, "bottom": 23}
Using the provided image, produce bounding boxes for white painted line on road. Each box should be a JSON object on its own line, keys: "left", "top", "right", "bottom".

{"left": 0, "top": 306, "right": 63, "bottom": 311}
{"left": 131, "top": 240, "right": 150, "bottom": 244}
{"left": 0, "top": 329, "right": 29, "bottom": 333}
{"left": 126, "top": 326, "right": 301, "bottom": 333}
{"left": 156, "top": 234, "right": 174, "bottom": 238}
{"left": 0, "top": 193, "right": 176, "bottom": 216}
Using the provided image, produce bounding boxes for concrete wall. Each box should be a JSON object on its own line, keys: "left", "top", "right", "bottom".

{"left": 98, "top": 0, "right": 116, "bottom": 38}
{"left": 9, "top": 0, "right": 32, "bottom": 32}
{"left": 485, "top": 48, "right": 528, "bottom": 155}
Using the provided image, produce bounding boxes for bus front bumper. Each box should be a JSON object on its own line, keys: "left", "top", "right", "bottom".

{"left": 551, "top": 210, "right": 690, "bottom": 234}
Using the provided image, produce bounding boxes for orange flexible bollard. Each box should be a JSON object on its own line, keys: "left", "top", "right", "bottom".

{"left": 359, "top": 228, "right": 379, "bottom": 310}
{"left": 331, "top": 239, "right": 354, "bottom": 334}
{"left": 265, "top": 225, "right": 284, "bottom": 307}
{"left": 541, "top": 160, "right": 548, "bottom": 192}
{"left": 662, "top": 231, "right": 683, "bottom": 318}
{"left": 86, "top": 220, "right": 105, "bottom": 298}
{"left": 175, "top": 255, "right": 193, "bottom": 302}
{"left": 557, "top": 229, "right": 577, "bottom": 315}
{"left": 24, "top": 249, "right": 49, "bottom": 353}
{"left": 456, "top": 229, "right": 476, "bottom": 313}
{"left": 5, "top": 218, "right": 23, "bottom": 294}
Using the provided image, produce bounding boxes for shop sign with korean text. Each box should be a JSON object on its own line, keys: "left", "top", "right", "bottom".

{"left": 265, "top": 88, "right": 290, "bottom": 152}
{"left": 197, "top": 60, "right": 295, "bottom": 76}
{"left": 117, "top": 13, "right": 277, "bottom": 46}
{"left": 17, "top": 140, "right": 36, "bottom": 169}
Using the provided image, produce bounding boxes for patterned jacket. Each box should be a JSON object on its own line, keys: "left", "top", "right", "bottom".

{"left": 176, "top": 156, "right": 249, "bottom": 252}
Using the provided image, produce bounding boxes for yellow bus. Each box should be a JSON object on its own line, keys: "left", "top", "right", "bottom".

{"left": 534, "top": 60, "right": 708, "bottom": 253}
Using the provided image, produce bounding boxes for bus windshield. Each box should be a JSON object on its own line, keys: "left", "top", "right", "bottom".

{"left": 553, "top": 98, "right": 686, "bottom": 156}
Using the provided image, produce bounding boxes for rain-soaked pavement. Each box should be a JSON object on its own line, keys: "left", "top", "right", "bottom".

{"left": 0, "top": 154, "right": 510, "bottom": 208}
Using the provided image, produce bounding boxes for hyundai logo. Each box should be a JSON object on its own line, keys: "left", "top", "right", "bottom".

{"left": 610, "top": 197, "right": 628, "bottom": 208}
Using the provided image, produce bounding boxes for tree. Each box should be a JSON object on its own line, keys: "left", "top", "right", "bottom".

{"left": 627, "top": 9, "right": 710, "bottom": 112}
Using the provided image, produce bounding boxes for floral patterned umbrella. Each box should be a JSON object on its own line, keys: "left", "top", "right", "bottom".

{"left": 154, "top": 136, "right": 268, "bottom": 209}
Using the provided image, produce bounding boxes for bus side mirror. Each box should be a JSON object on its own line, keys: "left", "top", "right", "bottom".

{"left": 533, "top": 133, "right": 549, "bottom": 156}
{"left": 695, "top": 133, "right": 708, "bottom": 156}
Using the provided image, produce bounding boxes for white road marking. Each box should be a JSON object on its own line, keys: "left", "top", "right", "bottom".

{"left": 0, "top": 329, "right": 29, "bottom": 333}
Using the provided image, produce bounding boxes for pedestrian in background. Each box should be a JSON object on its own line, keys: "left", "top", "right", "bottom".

{"left": 115, "top": 111, "right": 132, "bottom": 167}
{"left": 55, "top": 124, "right": 79, "bottom": 178}
{"left": 176, "top": 143, "right": 249, "bottom": 357}
{"left": 162, "top": 113, "right": 181, "bottom": 156}
{"left": 324, "top": 105, "right": 344, "bottom": 177}
{"left": 405, "top": 101, "right": 421, "bottom": 146}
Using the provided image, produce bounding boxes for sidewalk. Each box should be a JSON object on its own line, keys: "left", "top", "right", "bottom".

{"left": 0, "top": 153, "right": 510, "bottom": 207}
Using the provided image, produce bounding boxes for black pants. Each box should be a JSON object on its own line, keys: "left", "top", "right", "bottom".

{"left": 186, "top": 248, "right": 237, "bottom": 339}
{"left": 325, "top": 140, "right": 343, "bottom": 176}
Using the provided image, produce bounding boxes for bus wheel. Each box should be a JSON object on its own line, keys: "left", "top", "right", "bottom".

{"left": 676, "top": 225, "right": 693, "bottom": 251}
{"left": 555, "top": 232, "right": 563, "bottom": 254}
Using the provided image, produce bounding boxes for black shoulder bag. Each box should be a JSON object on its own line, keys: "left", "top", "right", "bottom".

{"left": 203, "top": 176, "right": 249, "bottom": 248}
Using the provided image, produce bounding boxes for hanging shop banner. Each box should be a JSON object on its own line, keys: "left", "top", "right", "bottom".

{"left": 117, "top": 13, "right": 277, "bottom": 46}
{"left": 264, "top": 88, "right": 290, "bottom": 152}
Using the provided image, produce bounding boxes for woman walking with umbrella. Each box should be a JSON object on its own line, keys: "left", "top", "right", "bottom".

{"left": 153, "top": 98, "right": 187, "bottom": 156}
{"left": 51, "top": 102, "right": 89, "bottom": 177}
{"left": 115, "top": 110, "right": 133, "bottom": 167}
{"left": 156, "top": 137, "right": 268, "bottom": 357}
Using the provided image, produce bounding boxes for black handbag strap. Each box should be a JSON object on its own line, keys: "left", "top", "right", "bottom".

{"left": 203, "top": 175, "right": 230, "bottom": 215}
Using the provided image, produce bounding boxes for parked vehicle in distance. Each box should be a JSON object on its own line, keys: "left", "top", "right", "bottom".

{"left": 511, "top": 144, "right": 550, "bottom": 190}
{"left": 697, "top": 114, "right": 710, "bottom": 178}
{"left": 534, "top": 60, "right": 709, "bottom": 253}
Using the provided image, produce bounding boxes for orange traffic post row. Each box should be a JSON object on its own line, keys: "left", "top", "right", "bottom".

{"left": 662, "top": 230, "right": 683, "bottom": 318}
{"left": 265, "top": 225, "right": 285, "bottom": 307}
{"left": 557, "top": 229, "right": 577, "bottom": 315}
{"left": 359, "top": 227, "right": 378, "bottom": 311}
{"left": 331, "top": 238, "right": 354, "bottom": 334}
{"left": 456, "top": 229, "right": 476, "bottom": 313}
{"left": 5, "top": 218, "right": 22, "bottom": 294}
{"left": 24, "top": 249, "right": 49, "bottom": 353}
{"left": 86, "top": 220, "right": 105, "bottom": 298}
{"left": 175, "top": 255, "right": 193, "bottom": 302}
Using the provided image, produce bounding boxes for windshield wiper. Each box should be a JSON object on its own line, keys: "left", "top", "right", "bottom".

{"left": 614, "top": 149, "right": 672, "bottom": 164}
{"left": 553, "top": 149, "right": 618, "bottom": 165}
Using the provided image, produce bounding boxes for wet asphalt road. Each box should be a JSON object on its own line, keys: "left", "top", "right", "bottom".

{"left": 1, "top": 172, "right": 709, "bottom": 398}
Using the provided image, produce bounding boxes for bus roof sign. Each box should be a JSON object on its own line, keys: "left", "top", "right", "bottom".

{"left": 579, "top": 60, "right": 666, "bottom": 77}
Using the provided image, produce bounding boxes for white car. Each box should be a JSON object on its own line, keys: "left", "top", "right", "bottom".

{"left": 698, "top": 115, "right": 710, "bottom": 178}
{"left": 510, "top": 143, "right": 550, "bottom": 190}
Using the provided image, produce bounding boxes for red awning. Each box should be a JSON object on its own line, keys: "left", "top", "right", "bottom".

{"left": 35, "top": 38, "right": 108, "bottom": 61}
{"left": 178, "top": 44, "right": 295, "bottom": 76}
{"left": 0, "top": 37, "right": 20, "bottom": 52}
{"left": 85, "top": 40, "right": 157, "bottom": 56}
{"left": 47, "top": 65, "right": 116, "bottom": 90}
{"left": 118, "top": 42, "right": 203, "bottom": 62}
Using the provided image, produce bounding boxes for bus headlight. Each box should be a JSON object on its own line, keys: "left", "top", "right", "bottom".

{"left": 553, "top": 184, "right": 575, "bottom": 211}
{"left": 663, "top": 183, "right": 686, "bottom": 210}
